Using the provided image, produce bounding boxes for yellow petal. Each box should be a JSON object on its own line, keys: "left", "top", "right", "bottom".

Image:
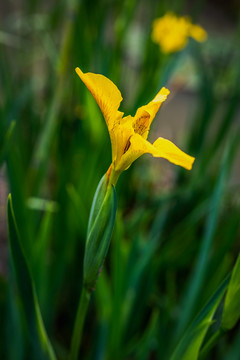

{"left": 110, "top": 116, "right": 134, "bottom": 166}
{"left": 75, "top": 67, "right": 123, "bottom": 129}
{"left": 132, "top": 87, "right": 170, "bottom": 139}
{"left": 114, "top": 133, "right": 148, "bottom": 172}
{"left": 152, "top": 137, "right": 195, "bottom": 170}
{"left": 116, "top": 134, "right": 195, "bottom": 172}
{"left": 190, "top": 24, "right": 207, "bottom": 42}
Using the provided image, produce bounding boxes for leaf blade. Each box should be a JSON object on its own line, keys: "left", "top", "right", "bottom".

{"left": 7, "top": 194, "right": 56, "bottom": 360}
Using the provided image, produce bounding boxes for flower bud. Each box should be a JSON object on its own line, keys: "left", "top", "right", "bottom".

{"left": 83, "top": 174, "right": 117, "bottom": 291}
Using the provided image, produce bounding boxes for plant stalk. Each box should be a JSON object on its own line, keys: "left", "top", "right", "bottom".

{"left": 69, "top": 286, "right": 91, "bottom": 360}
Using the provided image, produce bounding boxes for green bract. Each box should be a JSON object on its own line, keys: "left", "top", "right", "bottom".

{"left": 83, "top": 174, "right": 117, "bottom": 291}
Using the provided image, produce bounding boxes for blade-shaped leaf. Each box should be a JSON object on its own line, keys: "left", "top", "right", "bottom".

{"left": 222, "top": 254, "right": 240, "bottom": 330}
{"left": 7, "top": 194, "right": 56, "bottom": 360}
{"left": 174, "top": 135, "right": 237, "bottom": 340}
{"left": 170, "top": 276, "right": 229, "bottom": 360}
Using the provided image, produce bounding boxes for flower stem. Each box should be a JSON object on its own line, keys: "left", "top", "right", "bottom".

{"left": 106, "top": 164, "right": 120, "bottom": 186}
{"left": 68, "top": 286, "right": 91, "bottom": 360}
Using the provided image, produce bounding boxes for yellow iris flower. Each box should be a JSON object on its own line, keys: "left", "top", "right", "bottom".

{"left": 152, "top": 12, "right": 207, "bottom": 53}
{"left": 76, "top": 67, "right": 195, "bottom": 185}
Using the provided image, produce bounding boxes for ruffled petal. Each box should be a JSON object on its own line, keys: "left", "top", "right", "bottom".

{"left": 75, "top": 67, "right": 123, "bottom": 129}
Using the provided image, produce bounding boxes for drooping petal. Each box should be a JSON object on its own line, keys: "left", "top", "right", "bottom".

{"left": 75, "top": 67, "right": 124, "bottom": 129}
{"left": 132, "top": 87, "right": 170, "bottom": 139}
{"left": 152, "top": 137, "right": 195, "bottom": 170}
{"left": 115, "top": 134, "right": 195, "bottom": 172}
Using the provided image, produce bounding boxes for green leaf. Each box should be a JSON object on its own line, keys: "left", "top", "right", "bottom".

{"left": 222, "top": 254, "right": 240, "bottom": 330}
{"left": 7, "top": 194, "right": 56, "bottom": 360}
{"left": 170, "top": 276, "right": 229, "bottom": 360}
{"left": 174, "top": 136, "right": 236, "bottom": 339}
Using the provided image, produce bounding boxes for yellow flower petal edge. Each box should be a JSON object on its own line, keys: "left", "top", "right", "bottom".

{"left": 75, "top": 67, "right": 195, "bottom": 185}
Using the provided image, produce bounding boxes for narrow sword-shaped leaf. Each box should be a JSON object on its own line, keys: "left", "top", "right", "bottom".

{"left": 7, "top": 194, "right": 56, "bottom": 360}
{"left": 170, "top": 276, "right": 229, "bottom": 360}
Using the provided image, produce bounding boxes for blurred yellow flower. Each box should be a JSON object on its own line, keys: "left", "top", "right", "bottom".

{"left": 152, "top": 12, "right": 207, "bottom": 53}
{"left": 76, "top": 67, "right": 195, "bottom": 185}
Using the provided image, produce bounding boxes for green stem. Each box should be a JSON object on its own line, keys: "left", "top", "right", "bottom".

{"left": 199, "top": 328, "right": 225, "bottom": 359}
{"left": 69, "top": 286, "right": 91, "bottom": 360}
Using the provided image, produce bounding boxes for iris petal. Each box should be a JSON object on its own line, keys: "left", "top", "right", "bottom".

{"left": 133, "top": 87, "right": 170, "bottom": 139}
{"left": 76, "top": 67, "right": 195, "bottom": 180}
{"left": 116, "top": 134, "right": 195, "bottom": 172}
{"left": 152, "top": 137, "right": 195, "bottom": 170}
{"left": 75, "top": 68, "right": 123, "bottom": 130}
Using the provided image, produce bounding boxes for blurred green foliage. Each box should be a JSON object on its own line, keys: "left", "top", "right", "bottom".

{"left": 0, "top": 0, "right": 240, "bottom": 359}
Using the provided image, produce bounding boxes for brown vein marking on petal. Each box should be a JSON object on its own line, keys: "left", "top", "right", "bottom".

{"left": 133, "top": 113, "right": 150, "bottom": 136}
{"left": 123, "top": 138, "right": 131, "bottom": 154}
